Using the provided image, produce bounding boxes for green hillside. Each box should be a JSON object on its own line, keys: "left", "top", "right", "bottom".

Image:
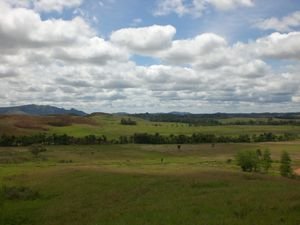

{"left": 2, "top": 114, "right": 300, "bottom": 140}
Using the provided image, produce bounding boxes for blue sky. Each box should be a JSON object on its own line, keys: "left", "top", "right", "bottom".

{"left": 0, "top": 0, "right": 300, "bottom": 113}
{"left": 75, "top": 0, "right": 300, "bottom": 40}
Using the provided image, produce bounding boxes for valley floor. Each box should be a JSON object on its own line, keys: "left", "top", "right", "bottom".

{"left": 0, "top": 143, "right": 299, "bottom": 225}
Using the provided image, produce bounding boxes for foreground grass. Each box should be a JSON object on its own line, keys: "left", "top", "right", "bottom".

{"left": 0, "top": 143, "right": 300, "bottom": 225}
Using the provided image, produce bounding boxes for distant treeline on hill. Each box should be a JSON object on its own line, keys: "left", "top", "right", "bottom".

{"left": 0, "top": 132, "right": 297, "bottom": 146}
{"left": 133, "top": 113, "right": 300, "bottom": 126}
{"left": 120, "top": 118, "right": 137, "bottom": 125}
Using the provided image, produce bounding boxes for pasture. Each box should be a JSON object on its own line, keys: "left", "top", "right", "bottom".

{"left": 0, "top": 143, "right": 299, "bottom": 225}
{"left": 2, "top": 114, "right": 300, "bottom": 140}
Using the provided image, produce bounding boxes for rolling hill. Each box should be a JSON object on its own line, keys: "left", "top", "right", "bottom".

{"left": 0, "top": 104, "right": 87, "bottom": 116}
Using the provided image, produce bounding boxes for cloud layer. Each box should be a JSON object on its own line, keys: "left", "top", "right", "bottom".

{"left": 255, "top": 11, "right": 300, "bottom": 32}
{"left": 154, "top": 0, "right": 254, "bottom": 17}
{"left": 0, "top": 1, "right": 300, "bottom": 113}
{"left": 3, "top": 0, "right": 83, "bottom": 12}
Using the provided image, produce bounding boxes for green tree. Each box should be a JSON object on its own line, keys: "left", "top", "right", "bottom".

{"left": 262, "top": 149, "right": 272, "bottom": 173}
{"left": 280, "top": 151, "right": 292, "bottom": 177}
{"left": 29, "top": 144, "right": 47, "bottom": 157}
{"left": 236, "top": 150, "right": 259, "bottom": 172}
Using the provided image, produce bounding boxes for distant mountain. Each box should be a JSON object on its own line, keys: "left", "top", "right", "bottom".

{"left": 113, "top": 112, "right": 130, "bottom": 116}
{"left": 0, "top": 104, "right": 87, "bottom": 116}
{"left": 168, "top": 111, "right": 192, "bottom": 116}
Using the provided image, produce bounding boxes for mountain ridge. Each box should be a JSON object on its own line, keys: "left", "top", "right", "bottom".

{"left": 0, "top": 104, "right": 87, "bottom": 116}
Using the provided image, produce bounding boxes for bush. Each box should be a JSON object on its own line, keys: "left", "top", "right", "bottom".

{"left": 280, "top": 151, "right": 293, "bottom": 177}
{"left": 236, "top": 150, "right": 259, "bottom": 172}
{"left": 58, "top": 159, "right": 73, "bottom": 163}
{"left": 120, "top": 118, "right": 137, "bottom": 125}
{"left": 29, "top": 144, "right": 47, "bottom": 157}
{"left": 2, "top": 186, "right": 40, "bottom": 200}
{"left": 262, "top": 149, "right": 272, "bottom": 173}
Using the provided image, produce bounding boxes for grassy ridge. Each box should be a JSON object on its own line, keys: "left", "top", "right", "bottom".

{"left": 50, "top": 115, "right": 300, "bottom": 139}
{"left": 0, "top": 143, "right": 300, "bottom": 225}
{"left": 2, "top": 114, "right": 300, "bottom": 139}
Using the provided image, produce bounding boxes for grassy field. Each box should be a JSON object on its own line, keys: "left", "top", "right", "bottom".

{"left": 50, "top": 115, "right": 300, "bottom": 138}
{"left": 0, "top": 143, "right": 300, "bottom": 225}
{"left": 2, "top": 114, "right": 300, "bottom": 139}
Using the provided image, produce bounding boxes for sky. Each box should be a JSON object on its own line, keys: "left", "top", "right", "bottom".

{"left": 0, "top": 0, "right": 300, "bottom": 113}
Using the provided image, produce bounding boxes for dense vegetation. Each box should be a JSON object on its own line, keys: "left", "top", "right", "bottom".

{"left": 120, "top": 118, "right": 137, "bottom": 125}
{"left": 0, "top": 131, "right": 297, "bottom": 146}
{"left": 236, "top": 149, "right": 272, "bottom": 173}
{"left": 134, "top": 113, "right": 300, "bottom": 126}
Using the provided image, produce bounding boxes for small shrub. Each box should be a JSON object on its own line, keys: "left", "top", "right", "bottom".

{"left": 29, "top": 144, "right": 47, "bottom": 157}
{"left": 2, "top": 186, "right": 40, "bottom": 200}
{"left": 262, "top": 149, "right": 272, "bottom": 173}
{"left": 58, "top": 159, "right": 73, "bottom": 163}
{"left": 120, "top": 118, "right": 137, "bottom": 125}
{"left": 226, "top": 158, "right": 232, "bottom": 164}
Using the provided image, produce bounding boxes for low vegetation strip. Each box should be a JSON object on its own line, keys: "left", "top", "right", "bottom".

{"left": 0, "top": 132, "right": 297, "bottom": 146}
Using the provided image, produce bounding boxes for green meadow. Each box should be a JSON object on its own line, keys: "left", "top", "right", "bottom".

{"left": 2, "top": 114, "right": 300, "bottom": 139}
{"left": 0, "top": 143, "right": 300, "bottom": 225}
{"left": 49, "top": 115, "right": 300, "bottom": 139}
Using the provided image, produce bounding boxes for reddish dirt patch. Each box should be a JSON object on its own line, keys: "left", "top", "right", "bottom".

{"left": 295, "top": 168, "right": 300, "bottom": 176}
{"left": 14, "top": 121, "right": 48, "bottom": 131}
{"left": 0, "top": 115, "right": 98, "bottom": 135}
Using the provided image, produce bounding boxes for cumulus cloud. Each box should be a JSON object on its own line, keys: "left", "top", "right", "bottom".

{"left": 53, "top": 37, "right": 129, "bottom": 65}
{"left": 255, "top": 11, "right": 300, "bottom": 32}
{"left": 154, "top": 0, "right": 254, "bottom": 17}
{"left": 154, "top": 0, "right": 188, "bottom": 17}
{"left": 34, "top": 0, "right": 83, "bottom": 12}
{"left": 206, "top": 0, "right": 253, "bottom": 10}
{"left": 110, "top": 25, "right": 176, "bottom": 55}
{"left": 251, "top": 32, "right": 300, "bottom": 60}
{"left": 0, "top": 2, "right": 93, "bottom": 51}
{"left": 1, "top": 1, "right": 300, "bottom": 113}
{"left": 159, "top": 33, "right": 227, "bottom": 64}
{"left": 0, "top": 66, "right": 19, "bottom": 78}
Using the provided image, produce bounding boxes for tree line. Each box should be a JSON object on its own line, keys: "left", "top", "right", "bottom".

{"left": 130, "top": 132, "right": 296, "bottom": 144}
{"left": 133, "top": 113, "right": 300, "bottom": 126}
{"left": 236, "top": 149, "right": 295, "bottom": 178}
{"left": 0, "top": 132, "right": 297, "bottom": 146}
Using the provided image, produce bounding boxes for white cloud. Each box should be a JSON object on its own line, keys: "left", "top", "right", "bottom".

{"left": 0, "top": 3, "right": 93, "bottom": 51}
{"left": 110, "top": 25, "right": 176, "bottom": 54}
{"left": 159, "top": 33, "right": 227, "bottom": 64}
{"left": 255, "top": 11, "right": 300, "bottom": 32}
{"left": 154, "top": 0, "right": 254, "bottom": 17}
{"left": 130, "top": 18, "right": 143, "bottom": 26}
{"left": 1, "top": 1, "right": 300, "bottom": 113}
{"left": 2, "top": 0, "right": 83, "bottom": 13}
{"left": 2, "top": 0, "right": 31, "bottom": 8}
{"left": 252, "top": 32, "right": 300, "bottom": 60}
{"left": 34, "top": 0, "right": 83, "bottom": 12}
{"left": 292, "top": 96, "right": 300, "bottom": 103}
{"left": 206, "top": 0, "right": 253, "bottom": 11}
{"left": 53, "top": 37, "right": 129, "bottom": 65}
{"left": 154, "top": 0, "right": 188, "bottom": 17}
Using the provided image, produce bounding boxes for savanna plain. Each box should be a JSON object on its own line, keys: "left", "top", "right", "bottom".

{"left": 0, "top": 114, "right": 300, "bottom": 225}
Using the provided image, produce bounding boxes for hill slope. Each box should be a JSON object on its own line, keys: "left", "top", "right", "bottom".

{"left": 0, "top": 104, "right": 86, "bottom": 116}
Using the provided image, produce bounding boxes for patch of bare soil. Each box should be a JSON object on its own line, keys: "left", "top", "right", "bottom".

{"left": 294, "top": 168, "right": 300, "bottom": 176}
